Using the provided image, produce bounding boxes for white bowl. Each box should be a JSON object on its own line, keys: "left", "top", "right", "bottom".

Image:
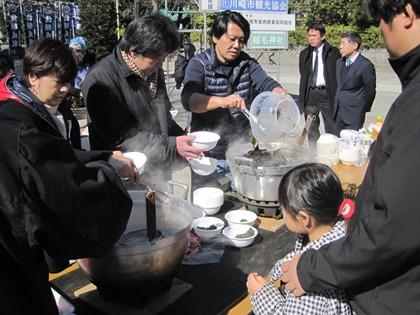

{"left": 317, "top": 133, "right": 339, "bottom": 157}
{"left": 222, "top": 225, "right": 258, "bottom": 248}
{"left": 190, "top": 131, "right": 220, "bottom": 151}
{"left": 122, "top": 152, "right": 147, "bottom": 174}
{"left": 193, "top": 187, "right": 224, "bottom": 206}
{"left": 193, "top": 217, "right": 225, "bottom": 239}
{"left": 189, "top": 157, "right": 218, "bottom": 176}
{"left": 200, "top": 205, "right": 221, "bottom": 216}
{"left": 225, "top": 210, "right": 257, "bottom": 232}
{"left": 193, "top": 187, "right": 224, "bottom": 215}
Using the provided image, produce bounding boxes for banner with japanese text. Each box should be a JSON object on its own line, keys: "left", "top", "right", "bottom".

{"left": 22, "top": 4, "right": 39, "bottom": 46}
{"left": 41, "top": 3, "right": 57, "bottom": 39}
{"left": 60, "top": 2, "right": 75, "bottom": 43}
{"left": 4, "top": 0, "right": 22, "bottom": 49}
{"left": 73, "top": 5, "right": 81, "bottom": 32}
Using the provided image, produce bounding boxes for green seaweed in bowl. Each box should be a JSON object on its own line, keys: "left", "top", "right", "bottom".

{"left": 240, "top": 219, "right": 248, "bottom": 223}
{"left": 197, "top": 224, "right": 218, "bottom": 230}
{"left": 235, "top": 228, "right": 255, "bottom": 238}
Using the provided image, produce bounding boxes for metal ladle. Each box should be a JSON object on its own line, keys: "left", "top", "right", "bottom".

{"left": 297, "top": 114, "right": 316, "bottom": 146}
{"left": 242, "top": 108, "right": 267, "bottom": 134}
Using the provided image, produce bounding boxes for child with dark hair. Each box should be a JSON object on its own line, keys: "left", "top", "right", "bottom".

{"left": 247, "top": 163, "right": 355, "bottom": 315}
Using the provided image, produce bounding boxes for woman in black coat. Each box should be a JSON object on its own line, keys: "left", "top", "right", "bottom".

{"left": 0, "top": 38, "right": 136, "bottom": 315}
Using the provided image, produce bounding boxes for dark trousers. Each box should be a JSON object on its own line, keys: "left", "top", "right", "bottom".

{"left": 334, "top": 109, "right": 365, "bottom": 137}
{"left": 304, "top": 87, "right": 336, "bottom": 145}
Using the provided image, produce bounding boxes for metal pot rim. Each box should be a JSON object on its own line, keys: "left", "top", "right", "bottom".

{"left": 227, "top": 142, "right": 311, "bottom": 176}
{"left": 105, "top": 224, "right": 191, "bottom": 256}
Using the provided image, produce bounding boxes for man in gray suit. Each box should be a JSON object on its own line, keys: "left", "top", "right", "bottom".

{"left": 334, "top": 32, "right": 376, "bottom": 135}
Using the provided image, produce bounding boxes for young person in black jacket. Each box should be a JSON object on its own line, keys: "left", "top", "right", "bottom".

{"left": 282, "top": 1, "right": 420, "bottom": 314}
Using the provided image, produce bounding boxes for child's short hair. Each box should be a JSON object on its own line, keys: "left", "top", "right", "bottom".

{"left": 278, "top": 163, "right": 343, "bottom": 225}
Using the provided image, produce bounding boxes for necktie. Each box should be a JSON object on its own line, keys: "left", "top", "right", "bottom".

{"left": 345, "top": 58, "right": 352, "bottom": 67}
{"left": 311, "top": 49, "right": 318, "bottom": 87}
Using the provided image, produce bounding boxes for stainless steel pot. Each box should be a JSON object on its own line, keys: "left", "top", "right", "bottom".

{"left": 78, "top": 181, "right": 202, "bottom": 298}
{"left": 226, "top": 143, "right": 311, "bottom": 201}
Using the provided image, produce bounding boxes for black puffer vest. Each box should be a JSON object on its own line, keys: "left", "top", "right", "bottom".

{"left": 191, "top": 48, "right": 255, "bottom": 159}
{"left": 196, "top": 48, "right": 253, "bottom": 102}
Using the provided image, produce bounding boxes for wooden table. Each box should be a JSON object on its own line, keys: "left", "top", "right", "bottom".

{"left": 50, "top": 198, "right": 295, "bottom": 315}
{"left": 332, "top": 162, "right": 368, "bottom": 188}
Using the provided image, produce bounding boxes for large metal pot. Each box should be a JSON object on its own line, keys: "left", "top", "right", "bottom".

{"left": 78, "top": 181, "right": 202, "bottom": 299}
{"left": 226, "top": 143, "right": 311, "bottom": 201}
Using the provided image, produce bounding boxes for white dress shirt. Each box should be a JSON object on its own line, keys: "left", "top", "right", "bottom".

{"left": 347, "top": 51, "right": 360, "bottom": 65}
{"left": 312, "top": 44, "right": 326, "bottom": 87}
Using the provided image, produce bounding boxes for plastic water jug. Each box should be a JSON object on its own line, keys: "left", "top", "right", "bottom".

{"left": 249, "top": 91, "right": 300, "bottom": 145}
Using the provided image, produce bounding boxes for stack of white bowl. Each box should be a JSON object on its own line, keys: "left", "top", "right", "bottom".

{"left": 193, "top": 187, "right": 224, "bottom": 215}
{"left": 224, "top": 209, "right": 257, "bottom": 232}
{"left": 223, "top": 210, "right": 259, "bottom": 248}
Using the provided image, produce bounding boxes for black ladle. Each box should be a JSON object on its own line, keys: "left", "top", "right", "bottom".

{"left": 145, "top": 189, "right": 157, "bottom": 242}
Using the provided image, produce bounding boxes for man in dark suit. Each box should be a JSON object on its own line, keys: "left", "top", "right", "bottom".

{"left": 334, "top": 31, "right": 376, "bottom": 135}
{"left": 299, "top": 23, "right": 341, "bottom": 145}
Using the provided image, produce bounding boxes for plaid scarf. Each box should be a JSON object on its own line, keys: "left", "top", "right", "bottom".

{"left": 121, "top": 50, "right": 158, "bottom": 98}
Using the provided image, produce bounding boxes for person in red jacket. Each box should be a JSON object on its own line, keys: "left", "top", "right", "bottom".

{"left": 281, "top": 1, "right": 420, "bottom": 314}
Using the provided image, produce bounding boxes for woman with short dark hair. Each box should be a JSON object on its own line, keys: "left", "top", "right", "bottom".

{"left": 0, "top": 38, "right": 135, "bottom": 314}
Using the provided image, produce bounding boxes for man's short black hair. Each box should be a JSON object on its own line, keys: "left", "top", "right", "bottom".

{"left": 341, "top": 31, "right": 362, "bottom": 50}
{"left": 211, "top": 10, "right": 250, "bottom": 44}
{"left": 308, "top": 22, "right": 326, "bottom": 37}
{"left": 119, "top": 13, "right": 180, "bottom": 56}
{"left": 23, "top": 38, "right": 77, "bottom": 84}
{"left": 364, "top": 0, "right": 420, "bottom": 23}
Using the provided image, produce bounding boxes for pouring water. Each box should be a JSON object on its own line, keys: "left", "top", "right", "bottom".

{"left": 247, "top": 92, "right": 300, "bottom": 146}
{"left": 242, "top": 108, "right": 267, "bottom": 134}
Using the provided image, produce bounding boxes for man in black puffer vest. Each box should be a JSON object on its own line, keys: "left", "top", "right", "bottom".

{"left": 181, "top": 10, "right": 287, "bottom": 187}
